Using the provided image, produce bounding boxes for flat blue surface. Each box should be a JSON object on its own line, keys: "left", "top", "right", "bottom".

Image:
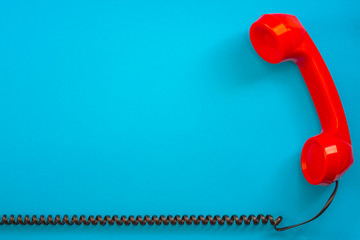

{"left": 0, "top": 0, "right": 359, "bottom": 239}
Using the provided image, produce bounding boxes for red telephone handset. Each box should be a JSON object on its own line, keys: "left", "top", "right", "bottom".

{"left": 250, "top": 14, "right": 353, "bottom": 186}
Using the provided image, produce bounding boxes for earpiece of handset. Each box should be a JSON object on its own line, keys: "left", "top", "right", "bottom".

{"left": 249, "top": 14, "right": 353, "bottom": 186}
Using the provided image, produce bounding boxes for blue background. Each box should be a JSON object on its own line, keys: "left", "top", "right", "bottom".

{"left": 0, "top": 0, "right": 359, "bottom": 239}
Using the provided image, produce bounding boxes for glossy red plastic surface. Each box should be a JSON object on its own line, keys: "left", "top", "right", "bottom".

{"left": 249, "top": 14, "right": 353, "bottom": 186}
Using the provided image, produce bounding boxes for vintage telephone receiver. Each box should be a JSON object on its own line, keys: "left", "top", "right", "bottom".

{"left": 1, "top": 14, "right": 353, "bottom": 231}
{"left": 250, "top": 14, "right": 353, "bottom": 187}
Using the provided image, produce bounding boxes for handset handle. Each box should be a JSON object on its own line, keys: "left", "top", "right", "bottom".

{"left": 297, "top": 34, "right": 350, "bottom": 142}
{"left": 250, "top": 14, "right": 353, "bottom": 185}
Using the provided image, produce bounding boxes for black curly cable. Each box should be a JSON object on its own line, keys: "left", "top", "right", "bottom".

{"left": 0, "top": 181, "right": 338, "bottom": 231}
{"left": 0, "top": 214, "right": 282, "bottom": 227}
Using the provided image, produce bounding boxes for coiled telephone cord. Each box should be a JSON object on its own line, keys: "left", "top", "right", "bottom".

{"left": 0, "top": 181, "right": 338, "bottom": 231}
